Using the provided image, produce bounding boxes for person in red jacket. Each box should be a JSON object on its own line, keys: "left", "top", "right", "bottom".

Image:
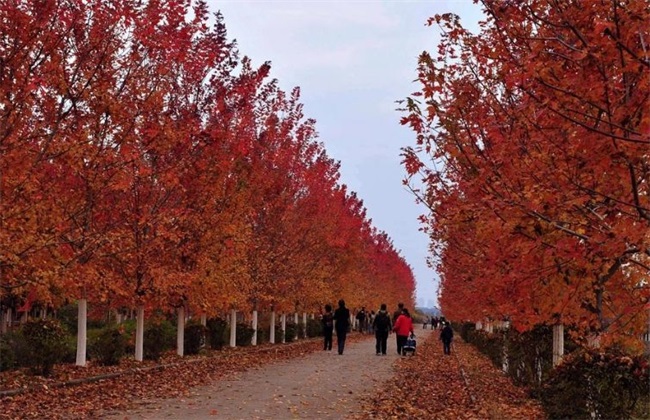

{"left": 393, "top": 308, "right": 414, "bottom": 356}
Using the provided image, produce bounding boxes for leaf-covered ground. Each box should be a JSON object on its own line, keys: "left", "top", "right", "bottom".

{"left": 0, "top": 335, "right": 364, "bottom": 420}
{"left": 1, "top": 332, "right": 546, "bottom": 419}
{"left": 354, "top": 330, "right": 546, "bottom": 420}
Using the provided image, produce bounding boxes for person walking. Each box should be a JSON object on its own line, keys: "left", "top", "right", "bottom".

{"left": 356, "top": 307, "right": 367, "bottom": 334}
{"left": 440, "top": 322, "right": 454, "bottom": 355}
{"left": 321, "top": 304, "right": 334, "bottom": 351}
{"left": 392, "top": 303, "right": 404, "bottom": 354}
{"left": 367, "top": 310, "right": 375, "bottom": 334}
{"left": 393, "top": 307, "right": 414, "bottom": 356}
{"left": 333, "top": 299, "right": 350, "bottom": 355}
{"left": 372, "top": 304, "right": 392, "bottom": 355}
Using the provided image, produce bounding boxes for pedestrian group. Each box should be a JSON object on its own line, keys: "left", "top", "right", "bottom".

{"left": 320, "top": 301, "right": 454, "bottom": 356}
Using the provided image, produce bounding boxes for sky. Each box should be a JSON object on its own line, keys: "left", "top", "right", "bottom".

{"left": 206, "top": 0, "right": 485, "bottom": 308}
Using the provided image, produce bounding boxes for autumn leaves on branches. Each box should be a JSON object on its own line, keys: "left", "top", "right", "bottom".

{"left": 0, "top": 1, "right": 415, "bottom": 319}
{"left": 401, "top": 1, "right": 649, "bottom": 345}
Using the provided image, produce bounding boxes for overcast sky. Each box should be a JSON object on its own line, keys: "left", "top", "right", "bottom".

{"left": 207, "top": 0, "right": 485, "bottom": 308}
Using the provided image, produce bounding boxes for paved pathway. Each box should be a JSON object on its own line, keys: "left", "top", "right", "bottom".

{"left": 105, "top": 329, "right": 433, "bottom": 419}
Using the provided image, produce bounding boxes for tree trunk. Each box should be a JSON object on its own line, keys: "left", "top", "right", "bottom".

{"left": 552, "top": 323, "right": 564, "bottom": 366}
{"left": 1, "top": 308, "right": 6, "bottom": 334}
{"left": 251, "top": 310, "right": 258, "bottom": 346}
{"left": 281, "top": 313, "right": 286, "bottom": 343}
{"left": 302, "top": 312, "right": 307, "bottom": 338}
{"left": 75, "top": 299, "right": 87, "bottom": 366}
{"left": 177, "top": 307, "right": 185, "bottom": 357}
{"left": 646, "top": 307, "right": 650, "bottom": 356}
{"left": 200, "top": 313, "right": 207, "bottom": 327}
{"left": 135, "top": 306, "right": 144, "bottom": 362}
{"left": 502, "top": 338, "right": 509, "bottom": 373}
{"left": 229, "top": 309, "right": 236, "bottom": 348}
{"left": 294, "top": 312, "right": 299, "bottom": 341}
{"left": 270, "top": 311, "right": 276, "bottom": 344}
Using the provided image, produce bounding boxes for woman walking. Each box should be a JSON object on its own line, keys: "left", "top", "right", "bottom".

{"left": 321, "top": 304, "right": 334, "bottom": 351}
{"left": 393, "top": 308, "right": 414, "bottom": 356}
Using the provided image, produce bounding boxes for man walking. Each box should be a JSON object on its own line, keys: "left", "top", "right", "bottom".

{"left": 392, "top": 303, "right": 404, "bottom": 355}
{"left": 333, "top": 299, "right": 350, "bottom": 355}
{"left": 440, "top": 322, "right": 454, "bottom": 355}
{"left": 372, "top": 304, "right": 392, "bottom": 355}
{"left": 356, "top": 307, "right": 367, "bottom": 333}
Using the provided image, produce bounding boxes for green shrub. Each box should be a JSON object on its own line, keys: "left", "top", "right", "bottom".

{"left": 0, "top": 334, "right": 16, "bottom": 372}
{"left": 56, "top": 303, "right": 105, "bottom": 334}
{"left": 236, "top": 322, "right": 255, "bottom": 347}
{"left": 184, "top": 323, "right": 207, "bottom": 355}
{"left": 284, "top": 323, "right": 297, "bottom": 342}
{"left": 256, "top": 326, "right": 269, "bottom": 344}
{"left": 21, "top": 319, "right": 71, "bottom": 376}
{"left": 454, "top": 322, "right": 476, "bottom": 342}
{"left": 89, "top": 326, "right": 128, "bottom": 366}
{"left": 206, "top": 317, "right": 227, "bottom": 349}
{"left": 3, "top": 331, "right": 29, "bottom": 370}
{"left": 504, "top": 326, "right": 553, "bottom": 388}
{"left": 306, "top": 318, "right": 322, "bottom": 337}
{"left": 274, "top": 324, "right": 284, "bottom": 343}
{"left": 539, "top": 346, "right": 649, "bottom": 419}
{"left": 143, "top": 319, "right": 175, "bottom": 360}
{"left": 56, "top": 303, "right": 78, "bottom": 333}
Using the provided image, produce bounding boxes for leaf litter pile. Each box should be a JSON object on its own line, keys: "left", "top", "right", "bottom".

{"left": 0, "top": 334, "right": 363, "bottom": 420}
{"left": 1, "top": 332, "right": 546, "bottom": 419}
{"left": 354, "top": 333, "right": 546, "bottom": 420}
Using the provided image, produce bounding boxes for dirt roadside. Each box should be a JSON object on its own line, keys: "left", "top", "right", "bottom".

{"left": 103, "top": 329, "right": 433, "bottom": 419}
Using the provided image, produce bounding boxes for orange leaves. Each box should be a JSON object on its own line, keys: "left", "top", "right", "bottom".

{"left": 356, "top": 333, "right": 545, "bottom": 420}
{"left": 0, "top": 1, "right": 416, "bottom": 321}
{"left": 403, "top": 1, "right": 650, "bottom": 340}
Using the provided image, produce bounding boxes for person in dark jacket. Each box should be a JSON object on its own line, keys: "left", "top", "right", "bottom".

{"left": 321, "top": 304, "right": 334, "bottom": 351}
{"left": 440, "top": 322, "right": 454, "bottom": 355}
{"left": 392, "top": 303, "right": 404, "bottom": 355}
{"left": 333, "top": 299, "right": 350, "bottom": 355}
{"left": 372, "top": 303, "right": 392, "bottom": 355}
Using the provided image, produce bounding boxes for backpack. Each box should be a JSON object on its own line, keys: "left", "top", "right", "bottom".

{"left": 322, "top": 313, "right": 333, "bottom": 328}
{"left": 374, "top": 312, "right": 390, "bottom": 332}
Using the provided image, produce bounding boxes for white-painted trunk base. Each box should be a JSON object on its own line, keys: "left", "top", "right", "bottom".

{"left": 252, "top": 311, "right": 258, "bottom": 346}
{"left": 75, "top": 299, "right": 87, "bottom": 367}
{"left": 294, "top": 313, "right": 299, "bottom": 341}
{"left": 177, "top": 307, "right": 185, "bottom": 357}
{"left": 229, "top": 309, "right": 237, "bottom": 348}
{"left": 135, "top": 306, "right": 145, "bottom": 362}
{"left": 270, "top": 311, "right": 276, "bottom": 344}
{"left": 552, "top": 324, "right": 564, "bottom": 366}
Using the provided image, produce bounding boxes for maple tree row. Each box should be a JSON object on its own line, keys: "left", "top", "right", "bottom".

{"left": 0, "top": 0, "right": 415, "bottom": 342}
{"left": 402, "top": 0, "right": 649, "bottom": 347}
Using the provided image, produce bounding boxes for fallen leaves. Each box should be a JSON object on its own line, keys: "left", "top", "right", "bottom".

{"left": 0, "top": 333, "right": 544, "bottom": 419}
{"left": 354, "top": 334, "right": 546, "bottom": 420}
{"left": 0, "top": 337, "right": 367, "bottom": 420}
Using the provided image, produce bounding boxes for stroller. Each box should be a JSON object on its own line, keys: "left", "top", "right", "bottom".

{"left": 402, "top": 332, "right": 416, "bottom": 356}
